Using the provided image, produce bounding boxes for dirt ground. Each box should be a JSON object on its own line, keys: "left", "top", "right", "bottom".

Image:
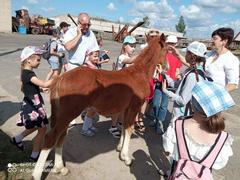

{"left": 0, "top": 33, "right": 239, "bottom": 180}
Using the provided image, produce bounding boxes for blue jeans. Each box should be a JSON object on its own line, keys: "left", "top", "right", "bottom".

{"left": 152, "top": 83, "right": 169, "bottom": 128}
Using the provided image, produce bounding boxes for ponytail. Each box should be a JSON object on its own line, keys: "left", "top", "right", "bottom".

{"left": 203, "top": 113, "right": 225, "bottom": 133}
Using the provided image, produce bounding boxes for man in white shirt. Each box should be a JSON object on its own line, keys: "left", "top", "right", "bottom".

{"left": 64, "top": 12, "right": 98, "bottom": 70}
{"left": 63, "top": 13, "right": 99, "bottom": 127}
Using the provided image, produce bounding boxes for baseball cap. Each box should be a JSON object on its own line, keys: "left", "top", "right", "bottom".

{"left": 87, "top": 46, "right": 100, "bottom": 55}
{"left": 123, "top": 36, "right": 136, "bottom": 44}
{"left": 59, "top": 21, "right": 70, "bottom": 28}
{"left": 166, "top": 35, "right": 178, "bottom": 43}
{"left": 20, "top": 46, "right": 45, "bottom": 62}
{"left": 192, "top": 81, "right": 235, "bottom": 117}
{"left": 187, "top": 41, "right": 207, "bottom": 58}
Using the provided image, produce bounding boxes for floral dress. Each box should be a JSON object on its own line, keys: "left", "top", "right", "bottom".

{"left": 16, "top": 69, "right": 48, "bottom": 129}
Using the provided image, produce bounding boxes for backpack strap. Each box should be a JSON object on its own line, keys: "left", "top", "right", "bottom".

{"left": 182, "top": 68, "right": 206, "bottom": 116}
{"left": 175, "top": 119, "right": 191, "bottom": 160}
{"left": 200, "top": 131, "right": 228, "bottom": 169}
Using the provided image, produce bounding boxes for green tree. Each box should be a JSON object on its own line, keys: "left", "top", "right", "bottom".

{"left": 143, "top": 16, "right": 150, "bottom": 27}
{"left": 175, "top": 16, "right": 186, "bottom": 35}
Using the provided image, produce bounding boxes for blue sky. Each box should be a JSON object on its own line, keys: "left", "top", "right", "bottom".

{"left": 12, "top": 0, "right": 240, "bottom": 38}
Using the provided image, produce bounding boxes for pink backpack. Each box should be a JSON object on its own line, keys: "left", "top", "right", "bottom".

{"left": 169, "top": 119, "right": 228, "bottom": 180}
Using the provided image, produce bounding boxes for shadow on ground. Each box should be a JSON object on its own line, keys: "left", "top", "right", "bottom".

{"left": 0, "top": 101, "right": 21, "bottom": 126}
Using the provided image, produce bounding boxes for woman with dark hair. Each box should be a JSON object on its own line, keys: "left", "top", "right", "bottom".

{"left": 205, "top": 27, "right": 239, "bottom": 91}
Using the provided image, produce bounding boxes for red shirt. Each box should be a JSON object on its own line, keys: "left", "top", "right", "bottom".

{"left": 165, "top": 52, "right": 182, "bottom": 80}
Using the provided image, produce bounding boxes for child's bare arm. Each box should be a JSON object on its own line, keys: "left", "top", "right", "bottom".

{"left": 31, "top": 77, "right": 53, "bottom": 88}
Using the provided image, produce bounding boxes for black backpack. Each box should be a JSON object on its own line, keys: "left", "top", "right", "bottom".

{"left": 42, "top": 39, "right": 57, "bottom": 60}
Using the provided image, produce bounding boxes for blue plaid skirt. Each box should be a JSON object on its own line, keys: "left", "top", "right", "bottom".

{"left": 17, "top": 94, "right": 49, "bottom": 129}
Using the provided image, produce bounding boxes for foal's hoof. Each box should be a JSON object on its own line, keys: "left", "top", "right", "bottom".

{"left": 119, "top": 154, "right": 132, "bottom": 166}
{"left": 52, "top": 167, "right": 69, "bottom": 176}
{"left": 60, "top": 167, "right": 69, "bottom": 176}
{"left": 116, "top": 145, "right": 122, "bottom": 152}
{"left": 52, "top": 167, "right": 61, "bottom": 174}
{"left": 124, "top": 159, "right": 133, "bottom": 166}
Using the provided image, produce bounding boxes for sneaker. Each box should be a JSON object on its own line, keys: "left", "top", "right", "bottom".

{"left": 109, "top": 126, "right": 121, "bottom": 138}
{"left": 89, "top": 126, "right": 98, "bottom": 133}
{"left": 117, "top": 122, "right": 122, "bottom": 129}
{"left": 29, "top": 155, "right": 39, "bottom": 162}
{"left": 156, "top": 121, "right": 164, "bottom": 135}
{"left": 81, "top": 129, "right": 95, "bottom": 137}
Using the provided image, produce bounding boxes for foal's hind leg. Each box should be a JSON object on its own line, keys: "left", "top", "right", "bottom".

{"left": 32, "top": 148, "right": 52, "bottom": 180}
{"left": 52, "top": 130, "right": 69, "bottom": 176}
{"left": 32, "top": 123, "right": 68, "bottom": 179}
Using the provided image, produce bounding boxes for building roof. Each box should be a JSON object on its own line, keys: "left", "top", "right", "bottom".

{"left": 51, "top": 14, "right": 184, "bottom": 38}
{"left": 233, "top": 32, "right": 240, "bottom": 42}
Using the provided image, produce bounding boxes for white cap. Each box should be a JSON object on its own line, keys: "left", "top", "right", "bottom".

{"left": 187, "top": 41, "right": 207, "bottom": 58}
{"left": 21, "top": 46, "right": 45, "bottom": 62}
{"left": 166, "top": 35, "right": 178, "bottom": 43}
{"left": 87, "top": 46, "right": 100, "bottom": 55}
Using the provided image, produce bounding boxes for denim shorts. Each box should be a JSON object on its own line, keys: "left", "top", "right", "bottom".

{"left": 48, "top": 57, "right": 61, "bottom": 70}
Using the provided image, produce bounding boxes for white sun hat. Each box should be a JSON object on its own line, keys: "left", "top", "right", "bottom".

{"left": 166, "top": 35, "right": 178, "bottom": 43}
{"left": 187, "top": 41, "right": 207, "bottom": 58}
{"left": 20, "top": 46, "right": 45, "bottom": 62}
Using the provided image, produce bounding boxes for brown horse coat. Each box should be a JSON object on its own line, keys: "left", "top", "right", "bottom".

{"left": 32, "top": 35, "right": 166, "bottom": 180}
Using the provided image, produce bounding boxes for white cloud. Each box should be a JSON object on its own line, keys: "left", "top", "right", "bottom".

{"left": 107, "top": 3, "right": 117, "bottom": 11}
{"left": 195, "top": 0, "right": 240, "bottom": 14}
{"left": 21, "top": 6, "right": 29, "bottom": 10}
{"left": 180, "top": 4, "right": 211, "bottom": 20}
{"left": 40, "top": 7, "right": 54, "bottom": 12}
{"left": 129, "top": 0, "right": 176, "bottom": 29}
{"left": 27, "top": 0, "right": 38, "bottom": 4}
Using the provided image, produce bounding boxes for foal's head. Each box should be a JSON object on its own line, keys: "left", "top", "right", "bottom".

{"left": 146, "top": 34, "right": 167, "bottom": 66}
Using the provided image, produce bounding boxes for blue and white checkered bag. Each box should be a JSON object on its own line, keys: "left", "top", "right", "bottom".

{"left": 192, "top": 81, "right": 235, "bottom": 117}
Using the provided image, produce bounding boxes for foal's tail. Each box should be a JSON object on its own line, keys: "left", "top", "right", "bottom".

{"left": 50, "top": 76, "right": 63, "bottom": 128}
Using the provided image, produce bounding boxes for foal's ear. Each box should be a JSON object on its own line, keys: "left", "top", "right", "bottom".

{"left": 159, "top": 33, "right": 166, "bottom": 48}
{"left": 160, "top": 33, "right": 166, "bottom": 42}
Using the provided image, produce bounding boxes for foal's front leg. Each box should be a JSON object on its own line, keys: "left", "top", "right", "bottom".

{"left": 119, "top": 125, "right": 134, "bottom": 166}
{"left": 117, "top": 126, "right": 124, "bottom": 152}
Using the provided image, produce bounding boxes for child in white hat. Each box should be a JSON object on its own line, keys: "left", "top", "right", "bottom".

{"left": 10, "top": 46, "right": 53, "bottom": 161}
{"left": 162, "top": 41, "right": 209, "bottom": 122}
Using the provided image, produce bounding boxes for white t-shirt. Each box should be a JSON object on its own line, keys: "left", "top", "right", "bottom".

{"left": 116, "top": 54, "right": 130, "bottom": 70}
{"left": 63, "top": 27, "right": 98, "bottom": 65}
{"left": 205, "top": 51, "right": 239, "bottom": 87}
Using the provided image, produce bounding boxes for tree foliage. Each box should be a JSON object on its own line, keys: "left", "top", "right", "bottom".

{"left": 143, "top": 16, "right": 150, "bottom": 27}
{"left": 175, "top": 16, "right": 186, "bottom": 35}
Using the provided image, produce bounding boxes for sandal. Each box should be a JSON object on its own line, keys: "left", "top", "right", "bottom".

{"left": 135, "top": 116, "right": 146, "bottom": 132}
{"left": 10, "top": 137, "right": 24, "bottom": 151}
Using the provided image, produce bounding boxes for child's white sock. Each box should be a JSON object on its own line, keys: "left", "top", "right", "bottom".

{"left": 82, "top": 116, "right": 92, "bottom": 131}
{"left": 30, "top": 151, "right": 39, "bottom": 158}
{"left": 15, "top": 134, "right": 24, "bottom": 143}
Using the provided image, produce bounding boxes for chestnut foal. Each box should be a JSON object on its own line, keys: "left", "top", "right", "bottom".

{"left": 32, "top": 35, "right": 166, "bottom": 179}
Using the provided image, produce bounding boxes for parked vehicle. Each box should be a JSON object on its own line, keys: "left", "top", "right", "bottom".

{"left": 12, "top": 9, "right": 55, "bottom": 35}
